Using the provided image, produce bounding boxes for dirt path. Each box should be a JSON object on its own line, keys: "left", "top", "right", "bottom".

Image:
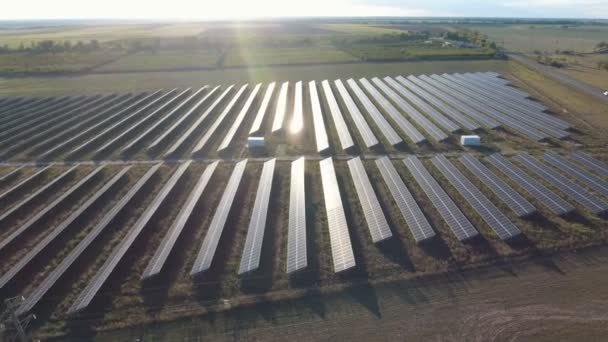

{"left": 88, "top": 246, "right": 608, "bottom": 341}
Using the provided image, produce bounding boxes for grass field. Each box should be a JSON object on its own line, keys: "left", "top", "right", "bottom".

{"left": 0, "top": 51, "right": 125, "bottom": 73}
{"left": 96, "top": 50, "right": 222, "bottom": 72}
{"left": 224, "top": 47, "right": 358, "bottom": 67}
{"left": 464, "top": 24, "right": 608, "bottom": 53}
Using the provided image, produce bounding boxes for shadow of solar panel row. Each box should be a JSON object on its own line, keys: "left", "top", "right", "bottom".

{"left": 0, "top": 165, "right": 130, "bottom": 291}
{"left": 347, "top": 157, "right": 392, "bottom": 243}
{"left": 405, "top": 75, "right": 500, "bottom": 129}
{"left": 403, "top": 155, "right": 478, "bottom": 241}
{"left": 143, "top": 161, "right": 218, "bottom": 279}
{"left": 271, "top": 81, "right": 289, "bottom": 133}
{"left": 544, "top": 152, "right": 608, "bottom": 198}
{"left": 383, "top": 76, "right": 460, "bottom": 133}
{"left": 308, "top": 81, "right": 330, "bottom": 153}
{"left": 334, "top": 79, "right": 379, "bottom": 148}
{"left": 191, "top": 159, "right": 247, "bottom": 275}
{"left": 0, "top": 164, "right": 102, "bottom": 253}
{"left": 486, "top": 154, "right": 574, "bottom": 215}
{"left": 249, "top": 82, "right": 276, "bottom": 135}
{"left": 375, "top": 156, "right": 435, "bottom": 242}
{"left": 514, "top": 153, "right": 607, "bottom": 214}
{"left": 320, "top": 157, "right": 356, "bottom": 273}
{"left": 358, "top": 78, "right": 426, "bottom": 144}
{"left": 432, "top": 155, "right": 520, "bottom": 240}
{"left": 570, "top": 151, "right": 608, "bottom": 177}
{"left": 431, "top": 75, "right": 568, "bottom": 139}
{"left": 219, "top": 84, "right": 262, "bottom": 152}
{"left": 418, "top": 75, "right": 547, "bottom": 141}
{"left": 239, "top": 159, "right": 276, "bottom": 274}
{"left": 346, "top": 79, "right": 402, "bottom": 146}
{"left": 68, "top": 162, "right": 186, "bottom": 314}
{"left": 371, "top": 77, "right": 448, "bottom": 142}
{"left": 321, "top": 80, "right": 355, "bottom": 150}
{"left": 103, "top": 86, "right": 209, "bottom": 156}
{"left": 459, "top": 154, "right": 536, "bottom": 217}
{"left": 287, "top": 157, "right": 307, "bottom": 274}
{"left": 395, "top": 76, "right": 480, "bottom": 131}
{"left": 443, "top": 73, "right": 569, "bottom": 130}
{"left": 15, "top": 163, "right": 158, "bottom": 317}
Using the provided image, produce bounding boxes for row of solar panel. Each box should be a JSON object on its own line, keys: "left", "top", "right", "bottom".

{"left": 3, "top": 149, "right": 605, "bottom": 316}
{"left": 0, "top": 72, "right": 570, "bottom": 162}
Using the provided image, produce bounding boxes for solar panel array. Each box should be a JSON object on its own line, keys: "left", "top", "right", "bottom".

{"left": 69, "top": 162, "right": 188, "bottom": 314}
{"left": 486, "top": 153, "right": 574, "bottom": 215}
{"left": 570, "top": 151, "right": 608, "bottom": 177}
{"left": 375, "top": 156, "right": 435, "bottom": 242}
{"left": 431, "top": 155, "right": 520, "bottom": 240}
{"left": 286, "top": 157, "right": 307, "bottom": 273}
{"left": 319, "top": 157, "right": 356, "bottom": 273}
{"left": 239, "top": 158, "right": 276, "bottom": 274}
{"left": 218, "top": 84, "right": 262, "bottom": 152}
{"left": 271, "top": 81, "right": 289, "bottom": 133}
{"left": 191, "top": 159, "right": 248, "bottom": 275}
{"left": 308, "top": 81, "right": 330, "bottom": 153}
{"left": 334, "top": 79, "right": 379, "bottom": 148}
{"left": 250, "top": 82, "right": 276, "bottom": 135}
{"left": 347, "top": 157, "right": 392, "bottom": 243}
{"left": 290, "top": 81, "right": 304, "bottom": 134}
{"left": 543, "top": 152, "right": 608, "bottom": 198}
{"left": 403, "top": 156, "right": 478, "bottom": 241}
{"left": 321, "top": 80, "right": 355, "bottom": 150}
{"left": 459, "top": 154, "right": 536, "bottom": 217}
{"left": 514, "top": 153, "right": 608, "bottom": 214}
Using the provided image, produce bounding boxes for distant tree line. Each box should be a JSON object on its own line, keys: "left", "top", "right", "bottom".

{"left": 0, "top": 39, "right": 101, "bottom": 54}
{"left": 443, "top": 29, "right": 497, "bottom": 50}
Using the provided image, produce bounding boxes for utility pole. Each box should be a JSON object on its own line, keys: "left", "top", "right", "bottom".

{"left": 0, "top": 297, "right": 36, "bottom": 342}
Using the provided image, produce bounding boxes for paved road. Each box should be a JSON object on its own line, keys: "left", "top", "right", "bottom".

{"left": 507, "top": 53, "right": 608, "bottom": 104}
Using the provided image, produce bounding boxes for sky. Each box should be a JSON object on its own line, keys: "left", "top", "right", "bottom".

{"left": 2, "top": 0, "right": 607, "bottom": 20}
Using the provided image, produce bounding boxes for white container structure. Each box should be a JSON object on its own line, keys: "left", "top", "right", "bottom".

{"left": 460, "top": 135, "right": 480, "bottom": 146}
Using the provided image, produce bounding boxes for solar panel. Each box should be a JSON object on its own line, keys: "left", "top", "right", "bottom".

{"left": 96, "top": 87, "right": 210, "bottom": 155}
{"left": 161, "top": 85, "right": 234, "bottom": 156}
{"left": 191, "top": 159, "right": 248, "bottom": 275}
{"left": 143, "top": 161, "right": 218, "bottom": 279}
{"left": 286, "top": 157, "right": 307, "bottom": 273}
{"left": 70, "top": 88, "right": 195, "bottom": 157}
{"left": 192, "top": 84, "right": 249, "bottom": 154}
{"left": 375, "top": 156, "right": 435, "bottom": 242}
{"left": 431, "top": 75, "right": 568, "bottom": 139}
{"left": 289, "top": 81, "right": 304, "bottom": 134}
{"left": 358, "top": 78, "right": 426, "bottom": 144}
{"left": 334, "top": 79, "right": 379, "bottom": 148}
{"left": 514, "top": 153, "right": 608, "bottom": 214}
{"left": 249, "top": 82, "right": 276, "bottom": 135}
{"left": 38, "top": 90, "right": 175, "bottom": 160}
{"left": 145, "top": 86, "right": 220, "bottom": 151}
{"left": 417, "top": 75, "right": 547, "bottom": 141}
{"left": 218, "top": 84, "right": 262, "bottom": 152}
{"left": 0, "top": 165, "right": 50, "bottom": 203}
{"left": 271, "top": 81, "right": 289, "bottom": 133}
{"left": 0, "top": 96, "right": 69, "bottom": 127}
{"left": 16, "top": 164, "right": 159, "bottom": 316}
{"left": 68, "top": 162, "right": 188, "bottom": 314}
{"left": 0, "top": 165, "right": 130, "bottom": 290}
{"left": 0, "top": 165, "right": 24, "bottom": 183}
{"left": 472, "top": 72, "right": 532, "bottom": 98}
{"left": 543, "top": 152, "right": 608, "bottom": 198}
{"left": 0, "top": 96, "right": 76, "bottom": 133}
{"left": 348, "top": 157, "right": 392, "bottom": 243}
{"left": 0, "top": 94, "right": 133, "bottom": 159}
{"left": 485, "top": 153, "right": 574, "bottom": 215}
{"left": 0, "top": 164, "right": 104, "bottom": 253}
{"left": 0, "top": 165, "right": 77, "bottom": 225}
{"left": 570, "top": 151, "right": 608, "bottom": 177}
{"left": 406, "top": 75, "right": 500, "bottom": 129}
{"left": 431, "top": 155, "right": 520, "bottom": 240}
{"left": 321, "top": 80, "right": 355, "bottom": 150}
{"left": 444, "top": 73, "right": 569, "bottom": 130}
{"left": 30, "top": 92, "right": 155, "bottom": 158}
{"left": 346, "top": 79, "right": 403, "bottom": 146}
{"left": 239, "top": 158, "right": 276, "bottom": 274}
{"left": 459, "top": 154, "right": 536, "bottom": 217}
{"left": 371, "top": 77, "right": 448, "bottom": 142}
{"left": 319, "top": 157, "right": 356, "bottom": 273}
{"left": 403, "top": 156, "right": 478, "bottom": 241}
{"left": 383, "top": 76, "right": 460, "bottom": 132}
{"left": 308, "top": 81, "right": 330, "bottom": 153}
{"left": 394, "top": 76, "right": 480, "bottom": 131}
